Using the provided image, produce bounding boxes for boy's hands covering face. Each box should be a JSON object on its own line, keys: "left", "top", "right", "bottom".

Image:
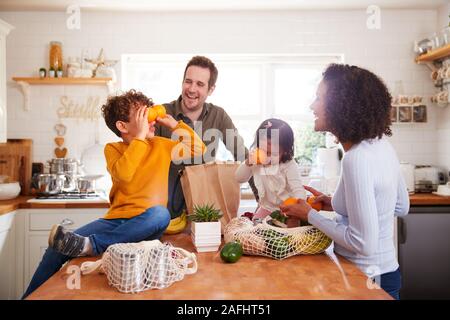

{"left": 131, "top": 105, "right": 150, "bottom": 140}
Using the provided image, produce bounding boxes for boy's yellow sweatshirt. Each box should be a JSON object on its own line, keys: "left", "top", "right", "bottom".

{"left": 103, "top": 121, "right": 206, "bottom": 219}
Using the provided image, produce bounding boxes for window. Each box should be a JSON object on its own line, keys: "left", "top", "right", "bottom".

{"left": 122, "top": 54, "right": 342, "bottom": 161}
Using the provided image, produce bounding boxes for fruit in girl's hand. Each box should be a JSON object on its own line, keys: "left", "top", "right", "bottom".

{"left": 251, "top": 148, "right": 267, "bottom": 165}
{"left": 282, "top": 197, "right": 298, "bottom": 206}
{"left": 147, "top": 108, "right": 158, "bottom": 122}
{"left": 220, "top": 241, "right": 244, "bottom": 263}
{"left": 153, "top": 105, "right": 166, "bottom": 118}
{"left": 307, "top": 196, "right": 323, "bottom": 211}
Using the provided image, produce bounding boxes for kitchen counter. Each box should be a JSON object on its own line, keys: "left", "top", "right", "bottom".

{"left": 26, "top": 231, "right": 392, "bottom": 300}
{"left": 408, "top": 193, "right": 450, "bottom": 205}
{"left": 0, "top": 196, "right": 110, "bottom": 215}
{"left": 1, "top": 193, "right": 450, "bottom": 216}
{"left": 0, "top": 196, "right": 33, "bottom": 214}
{"left": 242, "top": 191, "right": 450, "bottom": 206}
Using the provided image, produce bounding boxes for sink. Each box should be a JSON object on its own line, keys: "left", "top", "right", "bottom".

{"left": 0, "top": 182, "right": 21, "bottom": 200}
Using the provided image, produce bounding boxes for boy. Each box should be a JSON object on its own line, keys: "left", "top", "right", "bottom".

{"left": 22, "top": 90, "right": 206, "bottom": 298}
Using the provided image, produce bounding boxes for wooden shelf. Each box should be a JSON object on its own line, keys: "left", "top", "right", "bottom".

{"left": 415, "top": 44, "right": 450, "bottom": 63}
{"left": 11, "top": 77, "right": 115, "bottom": 111}
{"left": 12, "top": 77, "right": 112, "bottom": 85}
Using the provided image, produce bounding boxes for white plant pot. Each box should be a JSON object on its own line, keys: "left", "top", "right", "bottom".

{"left": 191, "top": 221, "right": 221, "bottom": 252}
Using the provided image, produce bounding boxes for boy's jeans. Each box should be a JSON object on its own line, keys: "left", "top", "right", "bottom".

{"left": 22, "top": 205, "right": 170, "bottom": 299}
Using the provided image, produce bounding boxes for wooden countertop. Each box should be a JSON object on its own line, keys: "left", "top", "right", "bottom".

{"left": 0, "top": 196, "right": 33, "bottom": 214}
{"left": 0, "top": 196, "right": 110, "bottom": 215}
{"left": 408, "top": 193, "right": 450, "bottom": 205}
{"left": 27, "top": 231, "right": 392, "bottom": 300}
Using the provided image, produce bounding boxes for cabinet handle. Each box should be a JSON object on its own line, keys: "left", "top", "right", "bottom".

{"left": 60, "top": 218, "right": 74, "bottom": 226}
{"left": 398, "top": 217, "right": 407, "bottom": 244}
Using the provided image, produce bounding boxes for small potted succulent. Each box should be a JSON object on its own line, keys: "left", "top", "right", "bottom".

{"left": 48, "top": 67, "right": 56, "bottom": 78}
{"left": 56, "top": 66, "right": 63, "bottom": 78}
{"left": 188, "top": 203, "right": 223, "bottom": 252}
{"left": 39, "top": 67, "right": 46, "bottom": 78}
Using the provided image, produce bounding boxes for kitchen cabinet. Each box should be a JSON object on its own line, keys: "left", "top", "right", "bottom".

{"left": 21, "top": 208, "right": 107, "bottom": 293}
{"left": 0, "top": 210, "right": 17, "bottom": 300}
{"left": 398, "top": 206, "right": 450, "bottom": 299}
{"left": 0, "top": 19, "right": 14, "bottom": 143}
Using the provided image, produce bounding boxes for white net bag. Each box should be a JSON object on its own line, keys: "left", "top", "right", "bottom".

{"left": 224, "top": 217, "right": 332, "bottom": 260}
{"left": 80, "top": 240, "right": 197, "bottom": 293}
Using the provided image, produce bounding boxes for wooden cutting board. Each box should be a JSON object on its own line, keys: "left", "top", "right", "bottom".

{"left": 0, "top": 139, "right": 33, "bottom": 195}
{"left": 0, "top": 155, "right": 21, "bottom": 182}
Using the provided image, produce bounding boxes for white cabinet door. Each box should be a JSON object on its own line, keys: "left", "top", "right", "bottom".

{"left": 28, "top": 233, "right": 51, "bottom": 284}
{"left": 24, "top": 208, "right": 107, "bottom": 289}
{"left": 0, "top": 211, "right": 16, "bottom": 300}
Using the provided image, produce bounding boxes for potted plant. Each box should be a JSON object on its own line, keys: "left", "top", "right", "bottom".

{"left": 188, "top": 203, "right": 223, "bottom": 252}
{"left": 48, "top": 67, "right": 56, "bottom": 78}
{"left": 56, "top": 66, "right": 63, "bottom": 78}
{"left": 39, "top": 67, "right": 46, "bottom": 78}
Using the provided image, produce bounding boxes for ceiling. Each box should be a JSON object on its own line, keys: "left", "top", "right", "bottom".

{"left": 0, "top": 0, "right": 448, "bottom": 12}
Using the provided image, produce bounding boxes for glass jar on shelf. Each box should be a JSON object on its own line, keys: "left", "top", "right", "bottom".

{"left": 49, "top": 41, "right": 63, "bottom": 70}
{"left": 442, "top": 26, "right": 450, "bottom": 46}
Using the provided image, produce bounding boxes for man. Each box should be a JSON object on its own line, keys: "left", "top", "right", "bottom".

{"left": 156, "top": 55, "right": 258, "bottom": 219}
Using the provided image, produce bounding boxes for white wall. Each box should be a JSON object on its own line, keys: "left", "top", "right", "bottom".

{"left": 0, "top": 9, "right": 439, "bottom": 167}
{"left": 436, "top": 3, "right": 450, "bottom": 175}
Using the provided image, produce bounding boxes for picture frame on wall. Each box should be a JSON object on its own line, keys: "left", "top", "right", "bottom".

{"left": 413, "top": 105, "right": 427, "bottom": 123}
{"left": 390, "top": 106, "right": 398, "bottom": 123}
{"left": 398, "top": 106, "right": 412, "bottom": 123}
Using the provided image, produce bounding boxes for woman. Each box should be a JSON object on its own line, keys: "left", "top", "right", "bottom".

{"left": 280, "top": 64, "right": 409, "bottom": 300}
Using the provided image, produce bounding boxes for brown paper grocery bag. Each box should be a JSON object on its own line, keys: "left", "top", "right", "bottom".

{"left": 180, "top": 161, "right": 241, "bottom": 231}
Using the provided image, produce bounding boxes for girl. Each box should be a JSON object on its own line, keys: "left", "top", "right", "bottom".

{"left": 235, "top": 118, "right": 306, "bottom": 222}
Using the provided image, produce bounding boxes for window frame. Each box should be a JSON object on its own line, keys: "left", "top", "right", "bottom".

{"left": 121, "top": 53, "right": 343, "bottom": 149}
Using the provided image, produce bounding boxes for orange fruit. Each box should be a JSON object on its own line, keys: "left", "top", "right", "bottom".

{"left": 252, "top": 148, "right": 267, "bottom": 165}
{"left": 153, "top": 105, "right": 166, "bottom": 118}
{"left": 282, "top": 197, "right": 298, "bottom": 206}
{"left": 307, "top": 196, "right": 323, "bottom": 211}
{"left": 147, "top": 108, "right": 158, "bottom": 122}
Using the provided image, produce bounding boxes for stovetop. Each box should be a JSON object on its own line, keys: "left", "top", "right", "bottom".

{"left": 36, "top": 191, "right": 102, "bottom": 199}
{"left": 27, "top": 191, "right": 109, "bottom": 203}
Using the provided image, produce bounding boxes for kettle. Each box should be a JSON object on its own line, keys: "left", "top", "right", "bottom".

{"left": 400, "top": 162, "right": 415, "bottom": 194}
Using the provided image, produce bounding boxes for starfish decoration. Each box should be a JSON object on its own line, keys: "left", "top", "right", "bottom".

{"left": 84, "top": 48, "right": 118, "bottom": 77}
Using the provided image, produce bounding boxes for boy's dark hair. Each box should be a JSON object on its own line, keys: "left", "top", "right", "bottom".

{"left": 254, "top": 118, "right": 294, "bottom": 163}
{"left": 322, "top": 63, "right": 392, "bottom": 144}
{"left": 183, "top": 56, "right": 218, "bottom": 89}
{"left": 101, "top": 89, "right": 153, "bottom": 138}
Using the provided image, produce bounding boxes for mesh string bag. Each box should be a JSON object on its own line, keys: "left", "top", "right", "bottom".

{"left": 80, "top": 240, "right": 197, "bottom": 293}
{"left": 224, "top": 217, "right": 332, "bottom": 260}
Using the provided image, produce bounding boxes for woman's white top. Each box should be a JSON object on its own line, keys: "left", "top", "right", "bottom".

{"left": 308, "top": 138, "right": 410, "bottom": 277}
{"left": 235, "top": 160, "right": 306, "bottom": 212}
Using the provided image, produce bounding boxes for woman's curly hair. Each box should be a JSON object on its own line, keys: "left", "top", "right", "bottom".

{"left": 322, "top": 64, "right": 392, "bottom": 144}
{"left": 101, "top": 89, "right": 153, "bottom": 137}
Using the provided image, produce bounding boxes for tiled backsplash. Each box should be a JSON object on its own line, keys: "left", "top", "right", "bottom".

{"left": 0, "top": 9, "right": 448, "bottom": 173}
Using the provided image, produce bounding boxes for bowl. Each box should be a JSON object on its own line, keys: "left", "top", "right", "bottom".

{"left": 0, "top": 182, "right": 21, "bottom": 200}
{"left": 435, "top": 184, "right": 450, "bottom": 196}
